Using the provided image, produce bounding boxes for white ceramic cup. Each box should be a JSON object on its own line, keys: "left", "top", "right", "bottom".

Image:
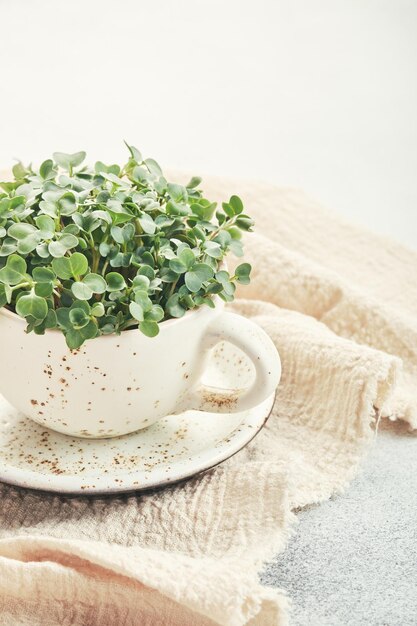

{"left": 0, "top": 301, "right": 281, "bottom": 438}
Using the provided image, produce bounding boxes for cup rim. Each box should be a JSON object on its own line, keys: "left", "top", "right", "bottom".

{"left": 0, "top": 295, "right": 224, "bottom": 337}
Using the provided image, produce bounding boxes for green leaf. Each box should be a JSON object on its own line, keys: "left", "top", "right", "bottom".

{"left": 71, "top": 282, "right": 93, "bottom": 300}
{"left": 124, "top": 141, "right": 142, "bottom": 162}
{"left": 0, "top": 254, "right": 27, "bottom": 285}
{"left": 39, "top": 159, "right": 54, "bottom": 180}
{"left": 56, "top": 307, "right": 71, "bottom": 329}
{"left": 33, "top": 267, "right": 55, "bottom": 283}
{"left": 216, "top": 270, "right": 236, "bottom": 296}
{"left": 8, "top": 223, "right": 37, "bottom": 240}
{"left": 106, "top": 199, "right": 133, "bottom": 224}
{"left": 65, "top": 320, "right": 97, "bottom": 349}
{"left": 203, "top": 241, "right": 222, "bottom": 258}
{"left": 111, "top": 223, "right": 135, "bottom": 245}
{"left": 0, "top": 198, "right": 11, "bottom": 216}
{"left": 191, "top": 201, "right": 216, "bottom": 221}
{"left": 0, "top": 238, "right": 18, "bottom": 257}
{"left": 229, "top": 195, "right": 244, "bottom": 215}
{"left": 140, "top": 254, "right": 155, "bottom": 269}
{"left": 91, "top": 302, "right": 105, "bottom": 317}
{"left": 129, "top": 301, "right": 144, "bottom": 322}
{"left": 235, "top": 216, "right": 254, "bottom": 231}
{"left": 99, "top": 242, "right": 111, "bottom": 257}
{"left": 44, "top": 309, "right": 57, "bottom": 329}
{"left": 139, "top": 320, "right": 159, "bottom": 337}
{"left": 0, "top": 181, "right": 20, "bottom": 193}
{"left": 101, "top": 172, "right": 129, "bottom": 187}
{"left": 146, "top": 304, "right": 164, "bottom": 322}
{"left": 222, "top": 202, "right": 234, "bottom": 218}
{"left": 229, "top": 239, "right": 243, "bottom": 257}
{"left": 134, "top": 290, "right": 152, "bottom": 312}
{"left": 106, "top": 272, "right": 126, "bottom": 292}
{"left": 12, "top": 162, "right": 29, "bottom": 180}
{"left": 16, "top": 291, "right": 48, "bottom": 320}
{"left": 0, "top": 284, "right": 8, "bottom": 307}
{"left": 193, "top": 263, "right": 214, "bottom": 281}
{"left": 144, "top": 158, "right": 162, "bottom": 178}
{"left": 48, "top": 240, "right": 68, "bottom": 258}
{"left": 178, "top": 247, "right": 196, "bottom": 269}
{"left": 169, "top": 258, "right": 187, "bottom": 274}
{"left": 62, "top": 224, "right": 80, "bottom": 236}
{"left": 35, "top": 243, "right": 51, "bottom": 259}
{"left": 167, "top": 183, "right": 187, "bottom": 203}
{"left": 138, "top": 213, "right": 156, "bottom": 235}
{"left": 17, "top": 233, "right": 42, "bottom": 254}
{"left": 186, "top": 176, "right": 202, "bottom": 189}
{"left": 235, "top": 262, "right": 251, "bottom": 284}
{"left": 95, "top": 161, "right": 120, "bottom": 175}
{"left": 166, "top": 200, "right": 189, "bottom": 216}
{"left": 53, "top": 151, "right": 86, "bottom": 170}
{"left": 34, "top": 279, "right": 54, "bottom": 297}
{"left": 132, "top": 274, "right": 150, "bottom": 291}
{"left": 39, "top": 200, "right": 58, "bottom": 218}
{"left": 10, "top": 195, "right": 27, "bottom": 211}
{"left": 69, "top": 307, "right": 91, "bottom": 329}
{"left": 59, "top": 233, "right": 78, "bottom": 250}
{"left": 58, "top": 192, "right": 77, "bottom": 215}
{"left": 184, "top": 271, "right": 203, "bottom": 292}
{"left": 52, "top": 252, "right": 88, "bottom": 279}
{"left": 83, "top": 273, "right": 106, "bottom": 294}
{"left": 35, "top": 215, "right": 55, "bottom": 238}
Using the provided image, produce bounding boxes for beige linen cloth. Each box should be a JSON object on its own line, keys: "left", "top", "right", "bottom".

{"left": 0, "top": 176, "right": 416, "bottom": 626}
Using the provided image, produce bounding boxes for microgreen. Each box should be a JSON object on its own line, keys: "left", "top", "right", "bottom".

{"left": 0, "top": 143, "right": 253, "bottom": 348}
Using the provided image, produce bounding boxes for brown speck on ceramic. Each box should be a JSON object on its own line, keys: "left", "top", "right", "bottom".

{"left": 202, "top": 390, "right": 239, "bottom": 410}
{"left": 30, "top": 399, "right": 38, "bottom": 406}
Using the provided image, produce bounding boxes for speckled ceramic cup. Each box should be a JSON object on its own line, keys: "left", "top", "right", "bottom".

{"left": 0, "top": 301, "right": 281, "bottom": 438}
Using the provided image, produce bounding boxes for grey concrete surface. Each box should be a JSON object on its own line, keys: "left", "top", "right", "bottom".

{"left": 260, "top": 422, "right": 417, "bottom": 625}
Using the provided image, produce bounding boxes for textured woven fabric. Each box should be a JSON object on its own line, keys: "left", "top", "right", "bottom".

{"left": 0, "top": 177, "right": 416, "bottom": 625}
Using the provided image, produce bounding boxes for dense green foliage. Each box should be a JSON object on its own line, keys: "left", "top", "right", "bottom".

{"left": 0, "top": 144, "right": 253, "bottom": 348}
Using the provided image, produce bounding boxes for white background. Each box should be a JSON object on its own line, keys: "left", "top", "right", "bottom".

{"left": 1, "top": 0, "right": 416, "bottom": 247}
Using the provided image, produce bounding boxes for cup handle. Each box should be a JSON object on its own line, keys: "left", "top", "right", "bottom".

{"left": 180, "top": 311, "right": 281, "bottom": 414}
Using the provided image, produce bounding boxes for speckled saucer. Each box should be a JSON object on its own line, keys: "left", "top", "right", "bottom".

{"left": 0, "top": 342, "right": 275, "bottom": 494}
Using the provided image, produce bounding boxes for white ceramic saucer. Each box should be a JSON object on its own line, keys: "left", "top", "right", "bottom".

{"left": 0, "top": 342, "right": 275, "bottom": 494}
